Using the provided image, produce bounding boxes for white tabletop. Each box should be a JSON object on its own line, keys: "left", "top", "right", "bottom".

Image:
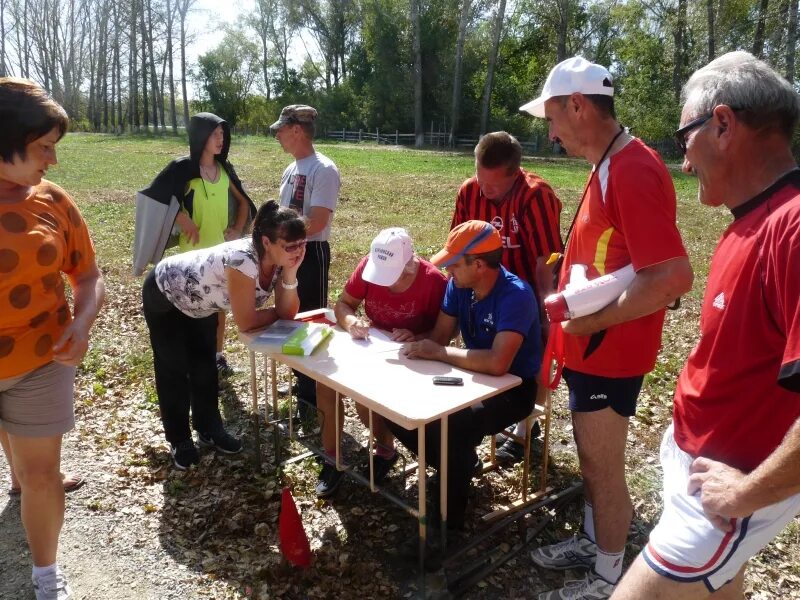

{"left": 240, "top": 325, "right": 522, "bottom": 430}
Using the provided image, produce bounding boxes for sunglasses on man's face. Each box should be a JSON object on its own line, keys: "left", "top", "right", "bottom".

{"left": 674, "top": 114, "right": 713, "bottom": 154}
{"left": 280, "top": 239, "right": 307, "bottom": 254}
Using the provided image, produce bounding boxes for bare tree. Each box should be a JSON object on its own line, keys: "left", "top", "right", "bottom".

{"left": 449, "top": 0, "right": 471, "bottom": 146}
{"left": 165, "top": 0, "right": 177, "bottom": 132}
{"left": 250, "top": 0, "right": 275, "bottom": 98}
{"left": 411, "top": 0, "right": 423, "bottom": 147}
{"left": 787, "top": 0, "right": 798, "bottom": 82}
{"left": 672, "top": 0, "right": 687, "bottom": 100}
{"left": 270, "top": 0, "right": 293, "bottom": 89}
{"left": 1, "top": 0, "right": 7, "bottom": 76}
{"left": 175, "top": 0, "right": 194, "bottom": 128}
{"left": 753, "top": 0, "right": 769, "bottom": 58}
{"left": 139, "top": 0, "right": 149, "bottom": 130}
{"left": 130, "top": 0, "right": 140, "bottom": 130}
{"left": 144, "top": 0, "right": 164, "bottom": 130}
{"left": 480, "top": 0, "right": 506, "bottom": 136}
{"left": 707, "top": 0, "right": 715, "bottom": 61}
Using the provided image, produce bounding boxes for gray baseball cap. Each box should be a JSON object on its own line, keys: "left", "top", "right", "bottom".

{"left": 270, "top": 104, "right": 318, "bottom": 133}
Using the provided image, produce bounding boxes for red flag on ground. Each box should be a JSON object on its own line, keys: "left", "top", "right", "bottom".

{"left": 279, "top": 487, "right": 311, "bottom": 568}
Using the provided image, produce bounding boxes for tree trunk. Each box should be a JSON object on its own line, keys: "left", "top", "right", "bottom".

{"left": 411, "top": 0, "right": 423, "bottom": 147}
{"left": 480, "top": 0, "right": 506, "bottom": 136}
{"left": 166, "top": 0, "right": 178, "bottom": 132}
{"left": 130, "top": 0, "right": 139, "bottom": 130}
{"left": 87, "top": 13, "right": 96, "bottom": 128}
{"left": 449, "top": 0, "right": 471, "bottom": 146}
{"left": 787, "top": 0, "right": 799, "bottom": 82}
{"left": 672, "top": 0, "right": 686, "bottom": 101}
{"left": 23, "top": 0, "right": 29, "bottom": 76}
{"left": 0, "top": 0, "right": 7, "bottom": 77}
{"left": 178, "top": 0, "right": 193, "bottom": 129}
{"left": 145, "top": 0, "right": 163, "bottom": 131}
{"left": 556, "top": 0, "right": 569, "bottom": 62}
{"left": 753, "top": 0, "right": 769, "bottom": 58}
{"left": 140, "top": 0, "right": 149, "bottom": 131}
{"left": 707, "top": 0, "right": 715, "bottom": 61}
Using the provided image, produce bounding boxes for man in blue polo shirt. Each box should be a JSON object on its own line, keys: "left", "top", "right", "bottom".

{"left": 392, "top": 220, "right": 542, "bottom": 528}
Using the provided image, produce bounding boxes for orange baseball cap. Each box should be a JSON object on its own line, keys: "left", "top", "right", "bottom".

{"left": 431, "top": 220, "right": 502, "bottom": 267}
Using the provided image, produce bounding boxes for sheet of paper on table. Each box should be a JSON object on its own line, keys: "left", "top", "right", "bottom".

{"left": 351, "top": 328, "right": 403, "bottom": 354}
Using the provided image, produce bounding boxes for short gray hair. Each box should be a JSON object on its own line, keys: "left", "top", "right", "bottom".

{"left": 682, "top": 51, "right": 800, "bottom": 138}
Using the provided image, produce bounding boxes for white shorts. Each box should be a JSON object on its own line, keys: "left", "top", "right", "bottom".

{"left": 643, "top": 424, "right": 800, "bottom": 592}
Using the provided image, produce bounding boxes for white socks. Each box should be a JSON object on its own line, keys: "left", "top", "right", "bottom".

{"left": 583, "top": 500, "right": 624, "bottom": 584}
{"left": 32, "top": 563, "right": 57, "bottom": 578}
{"left": 582, "top": 500, "right": 596, "bottom": 542}
{"left": 595, "top": 547, "right": 624, "bottom": 584}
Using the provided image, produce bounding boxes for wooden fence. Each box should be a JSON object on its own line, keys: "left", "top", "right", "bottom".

{"left": 323, "top": 127, "right": 545, "bottom": 154}
{"left": 323, "top": 127, "right": 681, "bottom": 160}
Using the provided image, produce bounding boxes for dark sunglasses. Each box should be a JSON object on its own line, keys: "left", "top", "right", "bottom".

{"left": 674, "top": 106, "right": 743, "bottom": 154}
{"left": 280, "top": 239, "right": 307, "bottom": 253}
{"left": 674, "top": 114, "right": 713, "bottom": 154}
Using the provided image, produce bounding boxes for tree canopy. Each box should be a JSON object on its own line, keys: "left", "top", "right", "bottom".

{"left": 1, "top": 0, "right": 798, "bottom": 146}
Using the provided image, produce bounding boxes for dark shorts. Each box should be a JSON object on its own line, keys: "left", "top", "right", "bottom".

{"left": 563, "top": 367, "right": 643, "bottom": 418}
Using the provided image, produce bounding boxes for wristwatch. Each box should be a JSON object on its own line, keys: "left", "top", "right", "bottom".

{"left": 281, "top": 279, "right": 299, "bottom": 290}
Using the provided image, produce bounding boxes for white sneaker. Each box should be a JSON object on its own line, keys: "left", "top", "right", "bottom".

{"left": 538, "top": 569, "right": 615, "bottom": 600}
{"left": 32, "top": 567, "right": 72, "bottom": 600}
{"left": 531, "top": 533, "right": 597, "bottom": 571}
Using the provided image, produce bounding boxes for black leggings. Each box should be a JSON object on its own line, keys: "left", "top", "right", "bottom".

{"left": 388, "top": 377, "right": 537, "bottom": 526}
{"left": 142, "top": 270, "right": 223, "bottom": 445}
{"left": 294, "top": 241, "right": 331, "bottom": 411}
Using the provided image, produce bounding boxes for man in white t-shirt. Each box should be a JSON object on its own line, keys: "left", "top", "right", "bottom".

{"left": 271, "top": 104, "right": 341, "bottom": 421}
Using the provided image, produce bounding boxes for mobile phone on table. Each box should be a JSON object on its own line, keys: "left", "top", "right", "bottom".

{"left": 432, "top": 376, "right": 463, "bottom": 386}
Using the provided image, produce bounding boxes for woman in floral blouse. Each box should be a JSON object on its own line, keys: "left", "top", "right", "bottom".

{"left": 142, "top": 200, "right": 306, "bottom": 470}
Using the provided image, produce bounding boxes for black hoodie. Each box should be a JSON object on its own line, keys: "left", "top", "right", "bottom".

{"left": 132, "top": 113, "right": 257, "bottom": 275}
{"left": 140, "top": 112, "right": 255, "bottom": 220}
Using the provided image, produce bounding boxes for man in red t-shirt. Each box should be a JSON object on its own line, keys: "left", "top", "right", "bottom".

{"left": 521, "top": 57, "right": 693, "bottom": 599}
{"left": 452, "top": 131, "right": 562, "bottom": 462}
{"left": 614, "top": 52, "right": 800, "bottom": 600}
{"left": 314, "top": 228, "right": 447, "bottom": 498}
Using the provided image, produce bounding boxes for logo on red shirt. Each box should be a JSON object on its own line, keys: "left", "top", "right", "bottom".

{"left": 712, "top": 292, "right": 726, "bottom": 310}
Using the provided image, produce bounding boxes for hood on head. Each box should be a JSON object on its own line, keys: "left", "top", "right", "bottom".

{"left": 188, "top": 112, "right": 230, "bottom": 163}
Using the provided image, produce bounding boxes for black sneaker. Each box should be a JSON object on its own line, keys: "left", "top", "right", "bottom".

{"left": 171, "top": 440, "right": 199, "bottom": 470}
{"left": 493, "top": 425, "right": 515, "bottom": 445}
{"left": 316, "top": 462, "right": 344, "bottom": 498}
{"left": 198, "top": 430, "right": 243, "bottom": 454}
{"left": 216, "top": 355, "right": 234, "bottom": 377}
{"left": 364, "top": 451, "right": 399, "bottom": 485}
{"left": 495, "top": 438, "right": 525, "bottom": 464}
{"left": 494, "top": 421, "right": 542, "bottom": 445}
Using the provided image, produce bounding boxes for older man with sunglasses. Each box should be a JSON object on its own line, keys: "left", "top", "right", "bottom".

{"left": 520, "top": 57, "right": 693, "bottom": 599}
{"left": 612, "top": 51, "right": 800, "bottom": 600}
{"left": 391, "top": 220, "right": 542, "bottom": 531}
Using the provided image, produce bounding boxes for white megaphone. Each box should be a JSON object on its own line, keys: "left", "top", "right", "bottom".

{"left": 544, "top": 264, "right": 635, "bottom": 323}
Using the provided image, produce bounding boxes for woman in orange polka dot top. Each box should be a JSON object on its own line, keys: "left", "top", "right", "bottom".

{"left": 0, "top": 78, "right": 105, "bottom": 600}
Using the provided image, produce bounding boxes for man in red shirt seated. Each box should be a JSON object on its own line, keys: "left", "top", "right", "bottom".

{"left": 613, "top": 52, "right": 800, "bottom": 600}
{"left": 314, "top": 228, "right": 447, "bottom": 498}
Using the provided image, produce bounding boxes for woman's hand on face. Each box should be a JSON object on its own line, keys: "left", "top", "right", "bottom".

{"left": 52, "top": 317, "right": 91, "bottom": 366}
{"left": 283, "top": 243, "right": 306, "bottom": 278}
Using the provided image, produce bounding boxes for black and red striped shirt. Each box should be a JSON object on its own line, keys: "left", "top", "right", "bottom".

{"left": 451, "top": 168, "right": 563, "bottom": 294}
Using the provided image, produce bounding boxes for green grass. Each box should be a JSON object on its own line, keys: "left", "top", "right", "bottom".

{"left": 50, "top": 133, "right": 725, "bottom": 296}
{"left": 44, "top": 133, "right": 799, "bottom": 597}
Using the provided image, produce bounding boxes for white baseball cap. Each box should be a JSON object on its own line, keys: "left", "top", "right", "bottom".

{"left": 362, "top": 227, "right": 413, "bottom": 286}
{"left": 519, "top": 56, "right": 614, "bottom": 118}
